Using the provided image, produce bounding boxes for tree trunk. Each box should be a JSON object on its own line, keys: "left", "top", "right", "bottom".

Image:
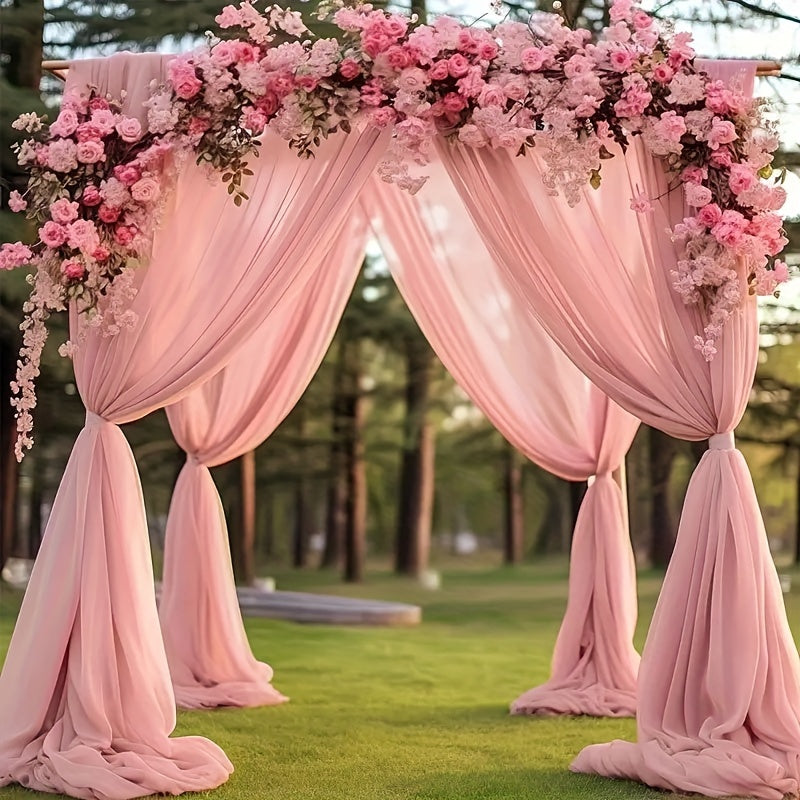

{"left": 503, "top": 443, "right": 524, "bottom": 564}
{"left": 237, "top": 449, "right": 256, "bottom": 586}
{"left": 7, "top": 1, "right": 44, "bottom": 91}
{"left": 323, "top": 339, "right": 347, "bottom": 569}
{"left": 292, "top": 408, "right": 312, "bottom": 568}
{"left": 395, "top": 338, "right": 435, "bottom": 577}
{"left": 343, "top": 341, "right": 367, "bottom": 583}
{"left": 649, "top": 427, "right": 678, "bottom": 568}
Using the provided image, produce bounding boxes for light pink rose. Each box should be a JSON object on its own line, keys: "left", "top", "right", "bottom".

{"left": 397, "top": 67, "right": 430, "bottom": 93}
{"left": 448, "top": 53, "right": 470, "bottom": 78}
{"left": 215, "top": 5, "right": 242, "bottom": 28}
{"left": 67, "top": 219, "right": 100, "bottom": 253}
{"left": 728, "top": 163, "right": 757, "bottom": 195}
{"left": 385, "top": 16, "right": 408, "bottom": 38}
{"left": 98, "top": 204, "right": 121, "bottom": 224}
{"left": 681, "top": 165, "right": 707, "bottom": 184}
{"left": 61, "top": 258, "right": 85, "bottom": 280}
{"left": 520, "top": 47, "right": 545, "bottom": 72}
{"left": 39, "top": 221, "right": 68, "bottom": 248}
{"left": 684, "top": 182, "right": 712, "bottom": 207}
{"left": 360, "top": 84, "right": 385, "bottom": 107}
{"left": 46, "top": 138, "right": 79, "bottom": 172}
{"left": 211, "top": 41, "right": 238, "bottom": 67}
{"left": 711, "top": 148, "right": 733, "bottom": 168}
{"left": 49, "top": 109, "right": 79, "bottom": 137}
{"left": 697, "top": 203, "right": 723, "bottom": 228}
{"left": 8, "top": 190, "right": 26, "bottom": 212}
{"left": 295, "top": 75, "right": 318, "bottom": 92}
{"left": 88, "top": 97, "right": 110, "bottom": 112}
{"left": 241, "top": 106, "right": 267, "bottom": 133}
{"left": 384, "top": 45, "right": 412, "bottom": 71}
{"left": 130, "top": 177, "right": 160, "bottom": 204}
{"left": 49, "top": 198, "right": 79, "bottom": 224}
{"left": 632, "top": 10, "right": 653, "bottom": 30}
{"left": 115, "top": 116, "right": 142, "bottom": 142}
{"left": 76, "top": 140, "right": 106, "bottom": 164}
{"left": 90, "top": 109, "right": 116, "bottom": 135}
{"left": 609, "top": 0, "right": 634, "bottom": 22}
{"left": 478, "top": 42, "right": 498, "bottom": 61}
{"left": 0, "top": 242, "right": 33, "bottom": 270}
{"left": 478, "top": 84, "right": 506, "bottom": 107}
{"left": 188, "top": 116, "right": 211, "bottom": 139}
{"left": 457, "top": 67, "right": 485, "bottom": 98}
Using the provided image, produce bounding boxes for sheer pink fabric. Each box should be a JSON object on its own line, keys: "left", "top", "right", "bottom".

{"left": 160, "top": 218, "right": 368, "bottom": 710}
{"left": 0, "top": 55, "right": 388, "bottom": 799}
{"left": 440, "top": 63, "right": 800, "bottom": 798}
{"left": 363, "top": 170, "right": 641, "bottom": 717}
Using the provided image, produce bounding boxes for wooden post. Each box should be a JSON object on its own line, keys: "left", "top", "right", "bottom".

{"left": 503, "top": 444, "right": 524, "bottom": 564}
{"left": 239, "top": 449, "right": 256, "bottom": 586}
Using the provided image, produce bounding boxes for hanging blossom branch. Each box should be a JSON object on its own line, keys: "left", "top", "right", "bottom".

{"left": 0, "top": 0, "right": 789, "bottom": 457}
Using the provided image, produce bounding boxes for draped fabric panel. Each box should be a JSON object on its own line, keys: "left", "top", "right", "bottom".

{"left": 364, "top": 170, "right": 641, "bottom": 717}
{"left": 0, "top": 54, "right": 389, "bottom": 800}
{"left": 440, "top": 62, "right": 800, "bottom": 799}
{"left": 160, "top": 216, "right": 368, "bottom": 709}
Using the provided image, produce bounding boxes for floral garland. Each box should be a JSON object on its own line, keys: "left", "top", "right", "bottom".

{"left": 0, "top": 0, "right": 789, "bottom": 457}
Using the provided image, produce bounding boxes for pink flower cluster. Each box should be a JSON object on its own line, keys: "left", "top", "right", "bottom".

{"left": 2, "top": 0, "right": 790, "bottom": 457}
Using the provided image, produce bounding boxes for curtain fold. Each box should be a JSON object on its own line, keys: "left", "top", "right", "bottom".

{"left": 364, "top": 168, "right": 641, "bottom": 717}
{"left": 439, "top": 62, "right": 800, "bottom": 798}
{"left": 160, "top": 216, "right": 368, "bottom": 709}
{"left": 0, "top": 54, "right": 389, "bottom": 800}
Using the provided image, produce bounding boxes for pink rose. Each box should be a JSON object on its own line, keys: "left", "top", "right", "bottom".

{"left": 50, "top": 198, "right": 80, "bottom": 224}
{"left": 609, "top": 47, "right": 636, "bottom": 72}
{"left": 711, "top": 209, "right": 748, "bottom": 249}
{"left": 115, "top": 116, "right": 142, "bottom": 142}
{"left": 89, "top": 109, "right": 116, "bottom": 135}
{"left": 259, "top": 92, "right": 279, "bottom": 116}
{"left": 93, "top": 245, "right": 110, "bottom": 262}
{"left": 384, "top": 45, "right": 412, "bottom": 71}
{"left": 168, "top": 60, "right": 203, "bottom": 100}
{"left": 87, "top": 97, "right": 110, "bottom": 112}
{"left": 0, "top": 242, "right": 33, "bottom": 270}
{"left": 267, "top": 73, "right": 294, "bottom": 97}
{"left": 711, "top": 148, "right": 733, "bottom": 168}
{"left": 49, "top": 109, "right": 79, "bottom": 138}
{"left": 397, "top": 67, "right": 430, "bottom": 93}
{"left": 457, "top": 67, "right": 485, "bottom": 98}
{"left": 360, "top": 84, "right": 385, "bottom": 107}
{"left": 339, "top": 58, "right": 361, "bottom": 80}
{"left": 448, "top": 53, "right": 470, "bottom": 78}
{"left": 76, "top": 140, "right": 106, "bottom": 164}
{"left": 295, "top": 75, "right": 318, "bottom": 92}
{"left": 130, "top": 177, "right": 160, "bottom": 204}
{"left": 632, "top": 10, "right": 653, "bottom": 30}
{"left": 478, "top": 42, "right": 498, "bottom": 61}
{"left": 651, "top": 64, "right": 674, "bottom": 84}
{"left": 442, "top": 92, "right": 467, "bottom": 113}
{"left": 362, "top": 31, "right": 393, "bottom": 58}
{"left": 478, "top": 84, "right": 507, "bottom": 107}
{"left": 428, "top": 60, "right": 450, "bottom": 81}
{"left": 188, "top": 116, "right": 211, "bottom": 139}
{"left": 697, "top": 203, "right": 722, "bottom": 228}
{"left": 520, "top": 47, "right": 545, "bottom": 72}
{"left": 8, "top": 190, "right": 26, "bottom": 212}
{"left": 114, "top": 225, "right": 137, "bottom": 246}
{"left": 98, "top": 204, "right": 121, "bottom": 223}
{"left": 39, "top": 221, "right": 68, "bottom": 248}
{"left": 241, "top": 106, "right": 267, "bottom": 133}
{"left": 76, "top": 122, "right": 104, "bottom": 142}
{"left": 46, "top": 138, "right": 78, "bottom": 172}
{"left": 233, "top": 42, "right": 258, "bottom": 63}
{"left": 728, "top": 163, "right": 757, "bottom": 194}
{"left": 457, "top": 30, "right": 480, "bottom": 55}
{"left": 609, "top": 0, "right": 634, "bottom": 22}
{"left": 114, "top": 164, "right": 141, "bottom": 186}
{"left": 681, "top": 165, "right": 707, "bottom": 184}
{"left": 215, "top": 5, "right": 242, "bottom": 28}
{"left": 385, "top": 16, "right": 408, "bottom": 38}
{"left": 61, "top": 258, "right": 85, "bottom": 280}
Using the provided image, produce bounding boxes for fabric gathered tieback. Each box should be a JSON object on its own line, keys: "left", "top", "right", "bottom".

{"left": 186, "top": 452, "right": 203, "bottom": 466}
{"left": 84, "top": 410, "right": 107, "bottom": 428}
{"left": 587, "top": 471, "right": 613, "bottom": 487}
{"left": 708, "top": 431, "right": 735, "bottom": 451}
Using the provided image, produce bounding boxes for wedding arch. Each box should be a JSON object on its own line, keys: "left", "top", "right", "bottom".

{"left": 0, "top": 1, "right": 796, "bottom": 799}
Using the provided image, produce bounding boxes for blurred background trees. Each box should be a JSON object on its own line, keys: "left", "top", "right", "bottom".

{"left": 1, "top": 0, "right": 799, "bottom": 584}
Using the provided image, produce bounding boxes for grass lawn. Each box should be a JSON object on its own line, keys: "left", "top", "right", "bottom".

{"left": 2, "top": 558, "right": 800, "bottom": 800}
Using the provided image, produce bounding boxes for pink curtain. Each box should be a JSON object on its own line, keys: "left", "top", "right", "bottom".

{"left": 160, "top": 217, "right": 368, "bottom": 710}
{"left": 363, "top": 169, "right": 641, "bottom": 717}
{"left": 440, "top": 62, "right": 800, "bottom": 799}
{"left": 0, "top": 55, "right": 389, "bottom": 800}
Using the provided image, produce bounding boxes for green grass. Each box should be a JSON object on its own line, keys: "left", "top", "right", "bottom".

{"left": 2, "top": 560, "right": 800, "bottom": 800}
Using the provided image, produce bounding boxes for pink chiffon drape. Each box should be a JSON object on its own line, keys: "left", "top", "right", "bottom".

{"left": 0, "top": 54, "right": 388, "bottom": 800}
{"left": 440, "top": 62, "right": 800, "bottom": 799}
{"left": 363, "top": 170, "right": 641, "bottom": 717}
{"left": 160, "top": 217, "right": 367, "bottom": 710}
